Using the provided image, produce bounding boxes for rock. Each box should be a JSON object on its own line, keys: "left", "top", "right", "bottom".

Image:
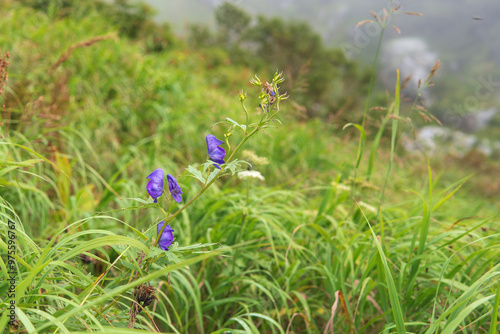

{"left": 380, "top": 37, "right": 438, "bottom": 105}
{"left": 403, "top": 125, "right": 500, "bottom": 158}
{"left": 457, "top": 107, "right": 498, "bottom": 133}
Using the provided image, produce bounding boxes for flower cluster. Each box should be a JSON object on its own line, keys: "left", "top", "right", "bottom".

{"left": 144, "top": 73, "right": 286, "bottom": 252}
{"left": 146, "top": 168, "right": 182, "bottom": 203}
{"left": 147, "top": 134, "right": 226, "bottom": 250}
{"left": 237, "top": 170, "right": 265, "bottom": 181}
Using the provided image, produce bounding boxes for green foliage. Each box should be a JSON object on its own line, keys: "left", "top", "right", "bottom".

{"left": 0, "top": 1, "right": 498, "bottom": 333}
{"left": 215, "top": 2, "right": 251, "bottom": 44}
{"left": 19, "top": 0, "right": 176, "bottom": 52}
{"left": 191, "top": 2, "right": 372, "bottom": 119}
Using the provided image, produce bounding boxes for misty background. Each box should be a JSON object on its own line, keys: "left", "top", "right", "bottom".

{"left": 141, "top": 0, "right": 500, "bottom": 66}
{"left": 137, "top": 0, "right": 500, "bottom": 154}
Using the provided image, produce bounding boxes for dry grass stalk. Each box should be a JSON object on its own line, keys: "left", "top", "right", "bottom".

{"left": 416, "top": 105, "right": 427, "bottom": 112}
{"left": 401, "top": 74, "right": 413, "bottom": 90}
{"left": 128, "top": 283, "right": 157, "bottom": 329}
{"left": 50, "top": 32, "right": 118, "bottom": 73}
{"left": 391, "top": 4, "right": 402, "bottom": 13}
{"left": 0, "top": 50, "right": 10, "bottom": 119}
{"left": 382, "top": 8, "right": 388, "bottom": 22}
{"left": 369, "top": 10, "right": 380, "bottom": 23}
{"left": 404, "top": 11, "right": 423, "bottom": 16}
{"left": 356, "top": 20, "right": 373, "bottom": 28}
{"left": 427, "top": 60, "right": 442, "bottom": 81}
{"left": 0, "top": 50, "right": 9, "bottom": 96}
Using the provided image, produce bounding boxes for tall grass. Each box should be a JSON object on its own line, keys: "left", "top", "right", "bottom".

{"left": 0, "top": 1, "right": 498, "bottom": 333}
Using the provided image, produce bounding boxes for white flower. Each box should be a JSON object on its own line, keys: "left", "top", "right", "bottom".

{"left": 237, "top": 170, "right": 265, "bottom": 181}
{"left": 241, "top": 150, "right": 269, "bottom": 166}
{"left": 331, "top": 182, "right": 351, "bottom": 192}
{"left": 358, "top": 201, "right": 377, "bottom": 214}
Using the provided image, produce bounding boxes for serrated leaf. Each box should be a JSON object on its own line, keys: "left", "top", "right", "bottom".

{"left": 207, "top": 168, "right": 220, "bottom": 184}
{"left": 225, "top": 159, "right": 249, "bottom": 175}
{"left": 227, "top": 161, "right": 239, "bottom": 175}
{"left": 186, "top": 165, "right": 206, "bottom": 184}
{"left": 154, "top": 256, "right": 171, "bottom": 267}
{"left": 144, "top": 226, "right": 157, "bottom": 241}
{"left": 201, "top": 161, "right": 212, "bottom": 173}
{"left": 144, "top": 247, "right": 164, "bottom": 260}
{"left": 165, "top": 250, "right": 181, "bottom": 263}
{"left": 120, "top": 259, "right": 139, "bottom": 271}
{"left": 226, "top": 117, "right": 247, "bottom": 131}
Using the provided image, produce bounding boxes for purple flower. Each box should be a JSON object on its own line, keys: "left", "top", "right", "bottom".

{"left": 264, "top": 82, "right": 276, "bottom": 96}
{"left": 146, "top": 168, "right": 164, "bottom": 203}
{"left": 167, "top": 174, "right": 182, "bottom": 203}
{"left": 157, "top": 221, "right": 174, "bottom": 251}
{"left": 206, "top": 134, "right": 226, "bottom": 169}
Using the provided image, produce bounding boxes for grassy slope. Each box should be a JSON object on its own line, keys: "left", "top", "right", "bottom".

{"left": 0, "top": 2, "right": 499, "bottom": 333}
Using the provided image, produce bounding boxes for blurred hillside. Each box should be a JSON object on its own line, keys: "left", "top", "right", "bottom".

{"left": 5, "top": 0, "right": 500, "bottom": 201}
{"left": 142, "top": 0, "right": 500, "bottom": 138}
{"left": 1, "top": 1, "right": 499, "bottom": 332}
{"left": 141, "top": 0, "right": 500, "bottom": 60}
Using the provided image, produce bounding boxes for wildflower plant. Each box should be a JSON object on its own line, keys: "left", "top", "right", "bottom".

{"left": 132, "top": 71, "right": 288, "bottom": 304}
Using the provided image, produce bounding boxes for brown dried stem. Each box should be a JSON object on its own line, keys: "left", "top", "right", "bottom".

{"left": 50, "top": 32, "right": 118, "bottom": 73}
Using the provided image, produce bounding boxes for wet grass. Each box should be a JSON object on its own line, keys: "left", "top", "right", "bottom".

{"left": 0, "top": 2, "right": 499, "bottom": 333}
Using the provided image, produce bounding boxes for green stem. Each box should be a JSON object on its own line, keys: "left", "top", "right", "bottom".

{"left": 153, "top": 126, "right": 261, "bottom": 248}
{"left": 241, "top": 99, "right": 249, "bottom": 129}
{"left": 350, "top": 12, "right": 388, "bottom": 211}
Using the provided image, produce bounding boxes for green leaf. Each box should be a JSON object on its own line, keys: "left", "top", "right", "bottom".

{"left": 207, "top": 168, "right": 220, "bottom": 184}
{"left": 358, "top": 201, "right": 407, "bottom": 334}
{"left": 120, "top": 259, "right": 139, "bottom": 271}
{"left": 343, "top": 123, "right": 366, "bottom": 168}
{"left": 226, "top": 117, "right": 247, "bottom": 132}
{"left": 441, "top": 295, "right": 496, "bottom": 334}
{"left": 144, "top": 247, "right": 164, "bottom": 260}
{"left": 0, "top": 159, "right": 44, "bottom": 167}
{"left": 186, "top": 165, "right": 206, "bottom": 184}
{"left": 165, "top": 250, "right": 182, "bottom": 263}
{"left": 225, "top": 159, "right": 249, "bottom": 175}
{"left": 174, "top": 242, "right": 221, "bottom": 251}
{"left": 58, "top": 236, "right": 150, "bottom": 262}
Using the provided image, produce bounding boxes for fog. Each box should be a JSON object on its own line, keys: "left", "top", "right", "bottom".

{"left": 141, "top": 0, "right": 499, "bottom": 77}
{"left": 142, "top": 0, "right": 499, "bottom": 60}
{"left": 138, "top": 0, "right": 500, "bottom": 148}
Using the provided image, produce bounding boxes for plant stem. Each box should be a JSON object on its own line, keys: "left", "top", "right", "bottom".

{"left": 154, "top": 126, "right": 261, "bottom": 247}
{"left": 241, "top": 99, "right": 249, "bottom": 129}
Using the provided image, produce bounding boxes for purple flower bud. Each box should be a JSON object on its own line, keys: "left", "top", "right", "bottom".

{"left": 264, "top": 82, "right": 276, "bottom": 97}
{"left": 146, "top": 168, "right": 164, "bottom": 203}
{"left": 157, "top": 221, "right": 174, "bottom": 251}
{"left": 206, "top": 134, "right": 226, "bottom": 169}
{"left": 167, "top": 174, "right": 182, "bottom": 203}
